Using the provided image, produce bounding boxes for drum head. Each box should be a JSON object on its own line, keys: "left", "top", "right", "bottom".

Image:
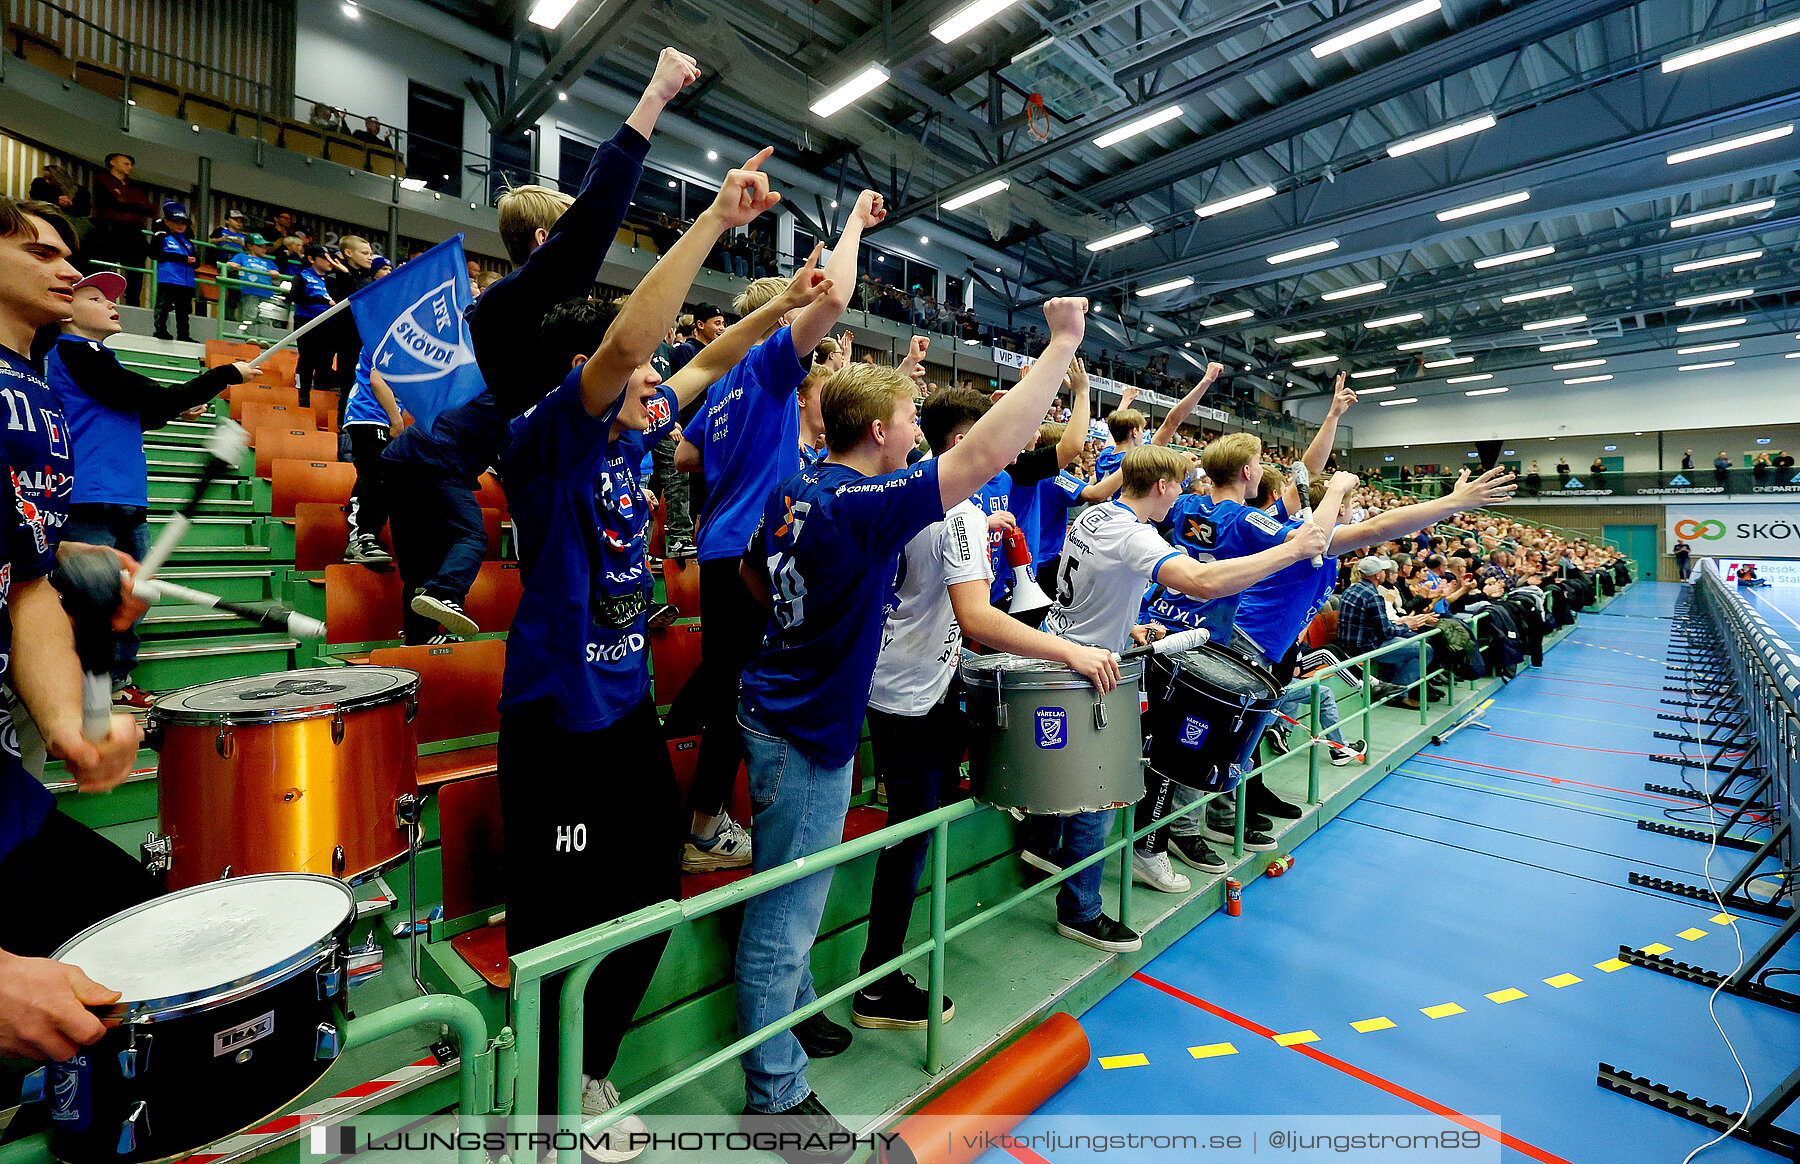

{"left": 152, "top": 666, "right": 418, "bottom": 725}
{"left": 962, "top": 652, "right": 1143, "bottom": 689}
{"left": 1160, "top": 645, "right": 1278, "bottom": 699}
{"left": 53, "top": 874, "right": 354, "bottom": 1012}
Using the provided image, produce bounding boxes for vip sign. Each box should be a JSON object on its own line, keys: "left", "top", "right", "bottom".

{"left": 1667, "top": 504, "right": 1800, "bottom": 557}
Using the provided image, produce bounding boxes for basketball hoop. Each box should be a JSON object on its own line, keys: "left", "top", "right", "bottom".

{"left": 1026, "top": 93, "right": 1050, "bottom": 140}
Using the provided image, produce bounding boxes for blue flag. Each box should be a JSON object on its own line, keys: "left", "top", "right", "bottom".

{"left": 347, "top": 235, "right": 487, "bottom": 430}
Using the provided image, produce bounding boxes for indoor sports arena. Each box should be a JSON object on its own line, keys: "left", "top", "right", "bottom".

{"left": 0, "top": 0, "right": 1796, "bottom": 1162}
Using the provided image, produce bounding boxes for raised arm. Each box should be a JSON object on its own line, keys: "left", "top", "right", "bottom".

{"left": 1156, "top": 523, "right": 1326, "bottom": 601}
{"left": 1330, "top": 467, "right": 1516, "bottom": 555}
{"left": 788, "top": 190, "right": 883, "bottom": 354}
{"left": 625, "top": 48, "right": 701, "bottom": 140}
{"left": 1056, "top": 358, "right": 1091, "bottom": 469}
{"left": 947, "top": 579, "right": 1120, "bottom": 692}
{"left": 1151, "top": 362, "right": 1218, "bottom": 446}
{"left": 1301, "top": 373, "right": 1355, "bottom": 477}
{"left": 578, "top": 149, "right": 781, "bottom": 417}
{"left": 936, "top": 298, "right": 1085, "bottom": 507}
{"left": 662, "top": 245, "right": 831, "bottom": 410}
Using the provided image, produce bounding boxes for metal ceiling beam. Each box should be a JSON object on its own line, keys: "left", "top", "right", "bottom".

{"left": 492, "top": 0, "right": 650, "bottom": 136}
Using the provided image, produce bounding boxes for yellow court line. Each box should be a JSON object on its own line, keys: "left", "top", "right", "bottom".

{"left": 1351, "top": 1017, "right": 1397, "bottom": 1033}
{"left": 1711, "top": 912, "right": 1737, "bottom": 925}
{"left": 1099, "top": 1054, "right": 1149, "bottom": 1069}
{"left": 1594, "top": 959, "right": 1630, "bottom": 973}
{"left": 1188, "top": 1042, "right": 1238, "bottom": 1059}
{"left": 1421, "top": 1003, "right": 1466, "bottom": 1019}
{"left": 1395, "top": 769, "right": 1662, "bottom": 824}
{"left": 1486, "top": 988, "right": 1528, "bottom": 1003}
{"left": 1274, "top": 1030, "right": 1320, "bottom": 1046}
{"left": 1640, "top": 944, "right": 1673, "bottom": 956}
{"left": 1677, "top": 927, "right": 1709, "bottom": 941}
{"left": 1543, "top": 973, "right": 1583, "bottom": 988}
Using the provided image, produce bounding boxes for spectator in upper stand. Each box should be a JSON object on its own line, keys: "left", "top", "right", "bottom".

{"left": 46, "top": 270, "right": 254, "bottom": 706}
{"left": 1556, "top": 456, "right": 1570, "bottom": 481}
{"left": 262, "top": 210, "right": 296, "bottom": 249}
{"left": 290, "top": 245, "right": 341, "bottom": 405}
{"left": 88, "top": 153, "right": 154, "bottom": 305}
{"left": 1714, "top": 451, "right": 1731, "bottom": 482}
{"left": 29, "top": 165, "right": 88, "bottom": 221}
{"left": 1525, "top": 460, "right": 1541, "bottom": 492}
{"left": 351, "top": 115, "right": 392, "bottom": 148}
{"left": 223, "top": 234, "right": 282, "bottom": 330}
{"left": 1776, "top": 449, "right": 1797, "bottom": 483}
{"left": 1681, "top": 449, "right": 1694, "bottom": 470}
{"left": 308, "top": 102, "right": 345, "bottom": 132}
{"left": 150, "top": 202, "right": 198, "bottom": 343}
{"left": 1589, "top": 456, "right": 1606, "bottom": 480}
{"left": 649, "top": 212, "right": 681, "bottom": 255}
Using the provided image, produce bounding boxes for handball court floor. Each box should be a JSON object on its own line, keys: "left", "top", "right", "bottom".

{"left": 986, "top": 582, "right": 1800, "bottom": 1164}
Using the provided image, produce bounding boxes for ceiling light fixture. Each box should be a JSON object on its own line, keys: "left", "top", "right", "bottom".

{"left": 1666, "top": 124, "right": 1794, "bottom": 165}
{"left": 1671, "top": 249, "right": 1763, "bottom": 273}
{"left": 1675, "top": 317, "right": 1746, "bottom": 333}
{"left": 1011, "top": 36, "right": 1056, "bottom": 63}
{"left": 1364, "top": 312, "right": 1424, "bottom": 328}
{"left": 1136, "top": 276, "right": 1194, "bottom": 297}
{"left": 1387, "top": 113, "right": 1496, "bottom": 158}
{"left": 1094, "top": 105, "right": 1186, "bottom": 148}
{"left": 1677, "top": 341, "right": 1740, "bottom": 355}
{"left": 1678, "top": 361, "right": 1736, "bottom": 371}
{"left": 1500, "top": 284, "right": 1574, "bottom": 303}
{"left": 1663, "top": 16, "right": 1800, "bottom": 71}
{"left": 1266, "top": 239, "right": 1339, "bottom": 264}
{"left": 810, "top": 64, "right": 891, "bottom": 116}
{"left": 1351, "top": 367, "right": 1396, "bottom": 378}
{"left": 941, "top": 178, "right": 1010, "bottom": 211}
{"left": 1423, "top": 356, "right": 1473, "bottom": 368}
{"left": 1522, "top": 314, "right": 1588, "bottom": 331}
{"left": 1674, "top": 287, "right": 1754, "bottom": 307}
{"left": 1474, "top": 245, "right": 1555, "bottom": 269}
{"left": 1446, "top": 373, "right": 1492, "bottom": 383}
{"left": 1196, "top": 185, "right": 1278, "bottom": 217}
{"left": 1435, "top": 190, "right": 1529, "bottom": 222}
{"left": 1321, "top": 281, "right": 1388, "bottom": 300}
{"left": 1377, "top": 397, "right": 1421, "bottom": 406}
{"left": 1201, "top": 309, "right": 1254, "bottom": 326}
{"left": 1539, "top": 338, "right": 1598, "bottom": 352}
{"left": 1087, "top": 224, "right": 1152, "bottom": 251}
{"left": 527, "top": 0, "right": 578, "bottom": 28}
{"left": 1465, "top": 386, "right": 1510, "bottom": 395}
{"left": 1310, "top": 0, "right": 1443, "bottom": 57}
{"left": 1670, "top": 199, "right": 1775, "bottom": 228}
{"left": 1552, "top": 359, "right": 1606, "bottom": 370}
{"left": 1397, "top": 336, "right": 1450, "bottom": 350}
{"left": 932, "top": 0, "right": 1026, "bottom": 43}
{"left": 1359, "top": 385, "right": 1399, "bottom": 394}
{"left": 1562, "top": 375, "right": 1612, "bottom": 384}
{"left": 1293, "top": 354, "right": 1339, "bottom": 367}
{"left": 1273, "top": 329, "right": 1328, "bottom": 343}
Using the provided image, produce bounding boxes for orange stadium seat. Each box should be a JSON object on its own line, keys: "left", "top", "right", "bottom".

{"left": 228, "top": 384, "right": 300, "bottom": 421}
{"left": 663, "top": 558, "right": 701, "bottom": 618}
{"left": 253, "top": 427, "right": 339, "bottom": 478}
{"left": 368, "top": 638, "right": 503, "bottom": 789}
{"left": 256, "top": 349, "right": 299, "bottom": 386}
{"left": 437, "top": 773, "right": 508, "bottom": 987}
{"left": 207, "top": 340, "right": 260, "bottom": 367}
{"left": 310, "top": 390, "right": 339, "bottom": 429}
{"left": 474, "top": 473, "right": 507, "bottom": 519}
{"left": 463, "top": 561, "right": 523, "bottom": 633}
{"left": 323, "top": 563, "right": 403, "bottom": 645}
{"left": 240, "top": 401, "right": 314, "bottom": 437}
{"left": 270, "top": 458, "right": 356, "bottom": 517}
{"left": 651, "top": 622, "right": 703, "bottom": 708}
{"left": 1304, "top": 607, "right": 1340, "bottom": 650}
{"left": 292, "top": 502, "right": 353, "bottom": 571}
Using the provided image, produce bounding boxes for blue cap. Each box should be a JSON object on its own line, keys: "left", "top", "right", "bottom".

{"left": 161, "top": 201, "right": 190, "bottom": 222}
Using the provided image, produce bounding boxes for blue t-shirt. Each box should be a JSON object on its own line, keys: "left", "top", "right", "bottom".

{"left": 1095, "top": 443, "right": 1122, "bottom": 480}
{"left": 0, "top": 347, "right": 72, "bottom": 545}
{"left": 740, "top": 458, "right": 945, "bottom": 766}
{"left": 343, "top": 349, "right": 389, "bottom": 427}
{"left": 46, "top": 335, "right": 147, "bottom": 508}
{"left": 799, "top": 441, "right": 827, "bottom": 469}
{"left": 0, "top": 450, "right": 56, "bottom": 863}
{"left": 211, "top": 227, "right": 246, "bottom": 258}
{"left": 1420, "top": 568, "right": 1451, "bottom": 614}
{"left": 498, "top": 370, "right": 676, "bottom": 730}
{"left": 294, "top": 268, "right": 333, "bottom": 321}
{"left": 1139, "top": 494, "right": 1292, "bottom": 639}
{"left": 231, "top": 253, "right": 280, "bottom": 300}
{"left": 1037, "top": 470, "right": 1085, "bottom": 561}
{"left": 972, "top": 470, "right": 1012, "bottom": 601}
{"left": 1233, "top": 556, "right": 1339, "bottom": 663}
{"left": 155, "top": 230, "right": 196, "bottom": 288}
{"left": 695, "top": 326, "right": 806, "bottom": 563}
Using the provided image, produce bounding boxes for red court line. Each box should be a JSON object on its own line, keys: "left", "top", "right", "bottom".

{"left": 1514, "top": 672, "right": 1666, "bottom": 694}
{"left": 1130, "top": 971, "right": 1576, "bottom": 1164}
{"left": 1498, "top": 687, "right": 1658, "bottom": 712}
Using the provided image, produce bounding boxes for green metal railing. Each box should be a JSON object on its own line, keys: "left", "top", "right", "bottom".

{"left": 507, "top": 614, "right": 1501, "bottom": 1139}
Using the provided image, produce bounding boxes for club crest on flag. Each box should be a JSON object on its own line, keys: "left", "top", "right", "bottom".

{"left": 346, "top": 234, "right": 489, "bottom": 430}
{"left": 372, "top": 280, "right": 476, "bottom": 383}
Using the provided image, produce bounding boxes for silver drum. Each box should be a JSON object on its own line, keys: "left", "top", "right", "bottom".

{"left": 960, "top": 653, "right": 1147, "bottom": 815}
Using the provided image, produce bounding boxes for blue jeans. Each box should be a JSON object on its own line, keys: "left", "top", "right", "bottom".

{"left": 1273, "top": 684, "right": 1343, "bottom": 744}
{"left": 1047, "top": 809, "right": 1114, "bottom": 925}
{"left": 1372, "top": 637, "right": 1423, "bottom": 687}
{"left": 734, "top": 701, "right": 855, "bottom": 1114}
{"left": 61, "top": 505, "right": 150, "bottom": 684}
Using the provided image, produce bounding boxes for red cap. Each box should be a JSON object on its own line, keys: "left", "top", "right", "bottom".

{"left": 72, "top": 271, "right": 127, "bottom": 302}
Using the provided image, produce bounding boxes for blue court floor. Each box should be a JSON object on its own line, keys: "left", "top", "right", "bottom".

{"left": 1738, "top": 582, "right": 1800, "bottom": 656}
{"left": 984, "top": 583, "right": 1800, "bottom": 1163}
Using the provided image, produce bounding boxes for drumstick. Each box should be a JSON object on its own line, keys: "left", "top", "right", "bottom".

{"left": 132, "top": 577, "right": 327, "bottom": 640}
{"left": 50, "top": 552, "right": 122, "bottom": 741}
{"left": 136, "top": 420, "right": 249, "bottom": 586}
{"left": 1116, "top": 626, "right": 1210, "bottom": 662}
{"left": 1291, "top": 460, "right": 1323, "bottom": 568}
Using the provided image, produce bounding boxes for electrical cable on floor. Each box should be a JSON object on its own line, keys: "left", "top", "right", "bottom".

{"left": 1678, "top": 597, "right": 1753, "bottom": 1164}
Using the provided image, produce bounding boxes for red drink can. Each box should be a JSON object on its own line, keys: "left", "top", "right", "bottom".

{"left": 1225, "top": 878, "right": 1242, "bottom": 916}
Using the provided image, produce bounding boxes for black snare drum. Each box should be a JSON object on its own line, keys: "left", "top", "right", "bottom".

{"left": 1144, "top": 645, "right": 1282, "bottom": 793}
{"left": 48, "top": 874, "right": 355, "bottom": 1164}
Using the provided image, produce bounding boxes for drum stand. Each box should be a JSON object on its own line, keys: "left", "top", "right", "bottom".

{"left": 1430, "top": 698, "right": 1493, "bottom": 747}
{"left": 396, "top": 794, "right": 430, "bottom": 998}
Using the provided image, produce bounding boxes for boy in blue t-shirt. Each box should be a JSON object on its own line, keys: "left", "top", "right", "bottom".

{"left": 209, "top": 210, "right": 248, "bottom": 318}
{"left": 494, "top": 151, "right": 820, "bottom": 1152}
{"left": 150, "top": 201, "right": 197, "bottom": 342}
{"left": 223, "top": 234, "right": 283, "bottom": 329}
{"left": 731, "top": 297, "right": 1092, "bottom": 1152}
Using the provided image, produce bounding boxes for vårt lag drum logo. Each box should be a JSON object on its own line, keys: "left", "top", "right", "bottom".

{"left": 1035, "top": 707, "right": 1067, "bottom": 749}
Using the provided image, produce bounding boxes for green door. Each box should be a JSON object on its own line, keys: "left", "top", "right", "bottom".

{"left": 1603, "top": 524, "right": 1659, "bottom": 582}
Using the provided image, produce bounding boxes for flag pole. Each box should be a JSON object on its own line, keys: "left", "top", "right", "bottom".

{"left": 248, "top": 298, "right": 354, "bottom": 369}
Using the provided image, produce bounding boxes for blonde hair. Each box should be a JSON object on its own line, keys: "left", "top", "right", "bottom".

{"left": 496, "top": 184, "right": 573, "bottom": 265}
{"left": 1200, "top": 432, "right": 1262, "bottom": 487}
{"left": 1037, "top": 422, "right": 1065, "bottom": 448}
{"left": 796, "top": 367, "right": 831, "bottom": 402}
{"left": 1106, "top": 408, "right": 1146, "bottom": 443}
{"left": 1251, "top": 464, "right": 1285, "bottom": 509}
{"left": 822, "top": 363, "right": 915, "bottom": 453}
{"left": 1121, "top": 445, "right": 1193, "bottom": 497}
{"left": 812, "top": 336, "right": 839, "bottom": 364}
{"left": 732, "top": 276, "right": 787, "bottom": 316}
{"left": 339, "top": 235, "right": 371, "bottom": 256}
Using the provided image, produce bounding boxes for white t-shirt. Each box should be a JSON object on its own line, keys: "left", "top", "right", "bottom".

{"left": 1042, "top": 500, "right": 1181, "bottom": 652}
{"left": 869, "top": 498, "right": 993, "bottom": 715}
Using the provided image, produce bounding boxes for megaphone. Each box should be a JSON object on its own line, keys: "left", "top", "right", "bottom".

{"left": 1002, "top": 526, "right": 1054, "bottom": 615}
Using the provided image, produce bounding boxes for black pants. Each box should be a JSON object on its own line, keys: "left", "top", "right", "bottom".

{"left": 687, "top": 556, "right": 768, "bottom": 817}
{"left": 86, "top": 221, "right": 147, "bottom": 306}
{"left": 0, "top": 810, "right": 159, "bottom": 958}
{"left": 345, "top": 424, "right": 392, "bottom": 543}
{"left": 862, "top": 699, "right": 967, "bottom": 977}
{"left": 387, "top": 466, "right": 487, "bottom": 644}
{"left": 154, "top": 283, "right": 193, "bottom": 340}
{"left": 295, "top": 320, "right": 334, "bottom": 406}
{"left": 498, "top": 698, "right": 681, "bottom": 1088}
{"left": 331, "top": 320, "right": 363, "bottom": 399}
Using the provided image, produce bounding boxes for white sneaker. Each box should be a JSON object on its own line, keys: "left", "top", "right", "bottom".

{"left": 681, "top": 815, "right": 752, "bottom": 872}
{"left": 1131, "top": 848, "right": 1191, "bottom": 893}
{"left": 411, "top": 593, "right": 478, "bottom": 636}
{"left": 579, "top": 1077, "right": 648, "bottom": 1162}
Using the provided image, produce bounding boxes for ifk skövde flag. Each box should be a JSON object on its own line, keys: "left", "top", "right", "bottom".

{"left": 347, "top": 235, "right": 487, "bottom": 429}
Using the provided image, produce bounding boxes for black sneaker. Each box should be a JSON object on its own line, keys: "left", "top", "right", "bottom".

{"left": 852, "top": 973, "right": 954, "bottom": 1030}
{"left": 793, "top": 1011, "right": 851, "bottom": 1058}
{"left": 740, "top": 1093, "right": 857, "bottom": 1164}
{"left": 1330, "top": 738, "right": 1366, "bottom": 767}
{"left": 1261, "top": 727, "right": 1292, "bottom": 756}
{"left": 1246, "top": 779, "right": 1303, "bottom": 820}
{"left": 1169, "top": 832, "right": 1229, "bottom": 873}
{"left": 1202, "top": 820, "right": 1279, "bottom": 852}
{"left": 1055, "top": 912, "right": 1141, "bottom": 952}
